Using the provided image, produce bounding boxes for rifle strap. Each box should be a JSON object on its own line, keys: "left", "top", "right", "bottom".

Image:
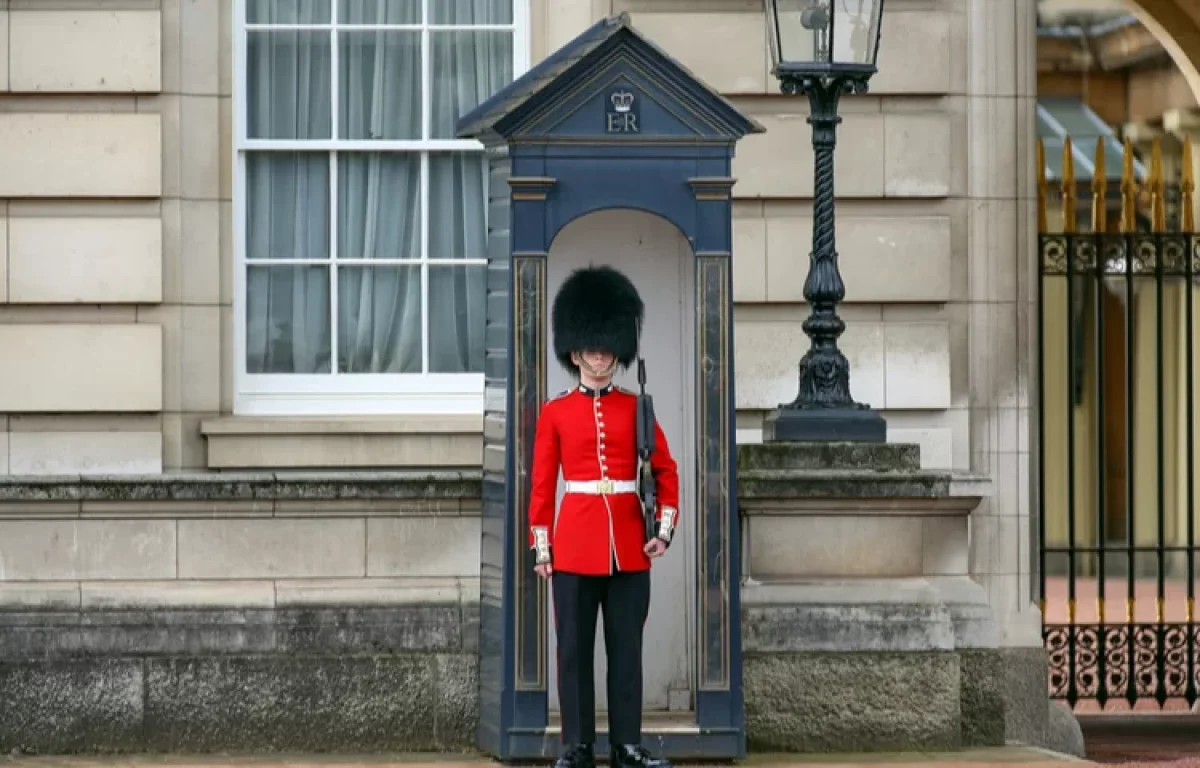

{"left": 635, "top": 316, "right": 652, "bottom": 461}
{"left": 636, "top": 316, "right": 646, "bottom": 397}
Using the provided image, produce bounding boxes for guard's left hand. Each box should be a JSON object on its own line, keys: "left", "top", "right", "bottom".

{"left": 644, "top": 538, "right": 667, "bottom": 558}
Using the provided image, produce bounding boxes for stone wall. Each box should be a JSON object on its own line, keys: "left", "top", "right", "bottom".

{"left": 0, "top": 456, "right": 1063, "bottom": 756}
{"left": 0, "top": 0, "right": 1043, "bottom": 677}
{"left": 0, "top": 474, "right": 481, "bottom": 753}
{"left": 0, "top": 602, "right": 479, "bottom": 753}
{"left": 0, "top": 0, "right": 983, "bottom": 476}
{"left": 0, "top": 1, "right": 168, "bottom": 473}
{"left": 623, "top": 0, "right": 964, "bottom": 469}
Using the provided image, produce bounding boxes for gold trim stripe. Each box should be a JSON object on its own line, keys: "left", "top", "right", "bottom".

{"left": 696, "top": 256, "right": 732, "bottom": 692}
{"left": 513, "top": 257, "right": 549, "bottom": 693}
{"left": 512, "top": 259, "right": 527, "bottom": 689}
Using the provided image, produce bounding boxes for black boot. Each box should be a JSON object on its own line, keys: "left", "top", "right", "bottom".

{"left": 610, "top": 744, "right": 671, "bottom": 768}
{"left": 555, "top": 743, "right": 595, "bottom": 768}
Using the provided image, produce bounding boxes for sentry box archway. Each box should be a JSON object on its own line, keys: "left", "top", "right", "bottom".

{"left": 456, "top": 14, "right": 762, "bottom": 761}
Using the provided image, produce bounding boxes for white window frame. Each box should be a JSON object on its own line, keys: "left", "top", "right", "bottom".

{"left": 232, "top": 0, "right": 530, "bottom": 416}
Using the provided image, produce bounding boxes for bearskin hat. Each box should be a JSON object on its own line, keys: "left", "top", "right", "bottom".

{"left": 551, "top": 264, "right": 644, "bottom": 373}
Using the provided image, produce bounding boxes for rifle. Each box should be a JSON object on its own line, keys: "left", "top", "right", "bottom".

{"left": 635, "top": 355, "right": 658, "bottom": 543}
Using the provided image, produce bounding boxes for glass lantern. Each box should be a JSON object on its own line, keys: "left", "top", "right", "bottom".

{"left": 764, "top": 0, "right": 885, "bottom": 77}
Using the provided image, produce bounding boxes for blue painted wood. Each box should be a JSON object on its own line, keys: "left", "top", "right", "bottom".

{"left": 458, "top": 13, "right": 762, "bottom": 762}
{"left": 477, "top": 148, "right": 514, "bottom": 760}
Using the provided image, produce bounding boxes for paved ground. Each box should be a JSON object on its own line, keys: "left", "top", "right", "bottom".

{"left": 0, "top": 748, "right": 1089, "bottom": 768}
{"left": 1080, "top": 712, "right": 1200, "bottom": 765}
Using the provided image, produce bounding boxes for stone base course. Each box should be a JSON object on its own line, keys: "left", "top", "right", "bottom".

{"left": 0, "top": 604, "right": 479, "bottom": 755}
{"left": 0, "top": 471, "right": 1066, "bottom": 756}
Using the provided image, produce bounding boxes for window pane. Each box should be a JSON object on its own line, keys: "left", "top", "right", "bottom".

{"left": 338, "top": 153, "right": 421, "bottom": 259}
{"left": 247, "top": 153, "right": 331, "bottom": 260}
{"left": 431, "top": 30, "right": 513, "bottom": 138}
{"left": 246, "top": 266, "right": 332, "bottom": 374}
{"left": 247, "top": 31, "right": 332, "bottom": 140}
{"left": 339, "top": 0, "right": 420, "bottom": 23}
{"left": 431, "top": 0, "right": 512, "bottom": 25}
{"left": 429, "top": 152, "right": 486, "bottom": 261}
{"left": 338, "top": 266, "right": 422, "bottom": 373}
{"left": 429, "top": 266, "right": 486, "bottom": 373}
{"left": 338, "top": 31, "right": 422, "bottom": 140}
{"left": 247, "top": 0, "right": 331, "bottom": 24}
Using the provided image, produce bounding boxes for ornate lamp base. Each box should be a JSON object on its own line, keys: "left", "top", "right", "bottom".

{"left": 759, "top": 71, "right": 888, "bottom": 447}
{"left": 763, "top": 406, "right": 887, "bottom": 443}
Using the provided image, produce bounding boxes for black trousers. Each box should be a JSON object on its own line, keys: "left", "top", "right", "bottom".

{"left": 553, "top": 567, "right": 651, "bottom": 746}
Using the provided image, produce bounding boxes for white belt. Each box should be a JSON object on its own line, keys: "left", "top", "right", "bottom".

{"left": 564, "top": 479, "right": 637, "bottom": 495}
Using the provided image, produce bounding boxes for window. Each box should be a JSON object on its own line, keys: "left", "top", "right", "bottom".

{"left": 233, "top": 0, "right": 527, "bottom": 415}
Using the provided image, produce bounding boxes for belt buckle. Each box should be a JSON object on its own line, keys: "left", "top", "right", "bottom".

{"left": 596, "top": 479, "right": 614, "bottom": 495}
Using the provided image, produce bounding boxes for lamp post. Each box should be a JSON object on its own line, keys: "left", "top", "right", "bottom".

{"left": 762, "top": 0, "right": 889, "bottom": 443}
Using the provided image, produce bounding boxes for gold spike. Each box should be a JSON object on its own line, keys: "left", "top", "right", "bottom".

{"left": 1062, "top": 138, "right": 1077, "bottom": 234}
{"left": 1067, "top": 598, "right": 1077, "bottom": 624}
{"left": 1151, "top": 139, "right": 1166, "bottom": 233}
{"left": 1189, "top": 596, "right": 1195, "bottom": 624}
{"left": 1183, "top": 137, "right": 1195, "bottom": 234}
{"left": 1037, "top": 139, "right": 1049, "bottom": 234}
{"left": 1126, "top": 597, "right": 1135, "bottom": 624}
{"left": 1157, "top": 597, "right": 1165, "bottom": 625}
{"left": 1097, "top": 598, "right": 1106, "bottom": 624}
{"left": 1092, "top": 137, "right": 1108, "bottom": 233}
{"left": 1120, "top": 138, "right": 1139, "bottom": 234}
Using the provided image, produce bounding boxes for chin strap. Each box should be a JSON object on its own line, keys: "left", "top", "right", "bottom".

{"left": 577, "top": 356, "right": 617, "bottom": 379}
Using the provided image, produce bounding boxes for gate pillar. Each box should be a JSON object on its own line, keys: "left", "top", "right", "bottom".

{"left": 456, "top": 13, "right": 763, "bottom": 762}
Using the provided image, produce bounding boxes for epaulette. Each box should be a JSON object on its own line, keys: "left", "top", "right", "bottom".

{"left": 614, "top": 385, "right": 635, "bottom": 395}
{"left": 546, "top": 389, "right": 572, "bottom": 403}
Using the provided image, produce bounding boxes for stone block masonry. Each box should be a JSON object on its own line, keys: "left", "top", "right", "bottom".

{"left": 0, "top": 473, "right": 482, "bottom": 754}
{"left": 0, "top": 463, "right": 1067, "bottom": 755}
{"left": 0, "top": 611, "right": 479, "bottom": 753}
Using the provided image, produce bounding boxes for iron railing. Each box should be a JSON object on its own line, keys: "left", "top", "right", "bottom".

{"left": 1038, "top": 135, "right": 1200, "bottom": 710}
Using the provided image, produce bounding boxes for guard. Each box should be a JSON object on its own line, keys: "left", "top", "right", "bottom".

{"left": 528, "top": 265, "right": 681, "bottom": 768}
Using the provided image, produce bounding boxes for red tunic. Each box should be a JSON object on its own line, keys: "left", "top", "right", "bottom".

{"left": 527, "top": 384, "right": 680, "bottom": 576}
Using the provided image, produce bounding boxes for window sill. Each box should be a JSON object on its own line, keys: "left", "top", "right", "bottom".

{"left": 200, "top": 415, "right": 484, "bottom": 471}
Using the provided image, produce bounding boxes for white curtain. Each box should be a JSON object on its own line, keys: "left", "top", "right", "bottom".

{"left": 244, "top": 0, "right": 512, "bottom": 376}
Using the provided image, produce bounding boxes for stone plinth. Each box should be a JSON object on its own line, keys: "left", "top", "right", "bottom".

{"left": 737, "top": 442, "right": 1003, "bottom": 752}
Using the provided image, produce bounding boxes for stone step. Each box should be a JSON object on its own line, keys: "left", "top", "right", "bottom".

{"left": 737, "top": 468, "right": 954, "bottom": 499}
{"left": 738, "top": 442, "right": 921, "bottom": 473}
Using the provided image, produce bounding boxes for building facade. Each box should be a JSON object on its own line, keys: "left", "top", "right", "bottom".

{"left": 0, "top": 0, "right": 1196, "bottom": 755}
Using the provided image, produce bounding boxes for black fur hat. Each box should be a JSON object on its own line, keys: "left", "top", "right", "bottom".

{"left": 551, "top": 265, "right": 644, "bottom": 373}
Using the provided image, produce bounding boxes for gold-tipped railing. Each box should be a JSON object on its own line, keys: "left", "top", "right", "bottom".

{"left": 1038, "top": 133, "right": 1200, "bottom": 710}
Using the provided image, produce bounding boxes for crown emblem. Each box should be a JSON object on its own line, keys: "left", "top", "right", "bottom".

{"left": 610, "top": 91, "right": 635, "bottom": 113}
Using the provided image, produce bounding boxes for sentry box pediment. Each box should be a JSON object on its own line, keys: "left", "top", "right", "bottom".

{"left": 456, "top": 13, "right": 764, "bottom": 146}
